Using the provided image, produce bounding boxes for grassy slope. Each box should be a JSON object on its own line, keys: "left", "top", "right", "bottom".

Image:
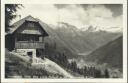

{"left": 5, "top": 49, "right": 64, "bottom": 78}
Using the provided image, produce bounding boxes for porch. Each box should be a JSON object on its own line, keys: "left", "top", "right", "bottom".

{"left": 15, "top": 41, "right": 45, "bottom": 49}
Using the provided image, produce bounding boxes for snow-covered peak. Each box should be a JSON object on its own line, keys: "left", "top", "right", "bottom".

{"left": 80, "top": 25, "right": 102, "bottom": 32}
{"left": 49, "top": 22, "right": 122, "bottom": 33}
{"left": 57, "top": 22, "right": 78, "bottom": 30}
{"left": 80, "top": 25, "right": 122, "bottom": 33}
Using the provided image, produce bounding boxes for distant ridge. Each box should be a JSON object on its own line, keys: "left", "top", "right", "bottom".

{"left": 85, "top": 36, "right": 123, "bottom": 71}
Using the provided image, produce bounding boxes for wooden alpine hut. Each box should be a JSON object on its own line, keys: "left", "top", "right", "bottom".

{"left": 5, "top": 15, "right": 49, "bottom": 63}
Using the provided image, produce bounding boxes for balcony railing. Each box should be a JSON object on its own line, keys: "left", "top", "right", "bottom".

{"left": 15, "top": 41, "right": 45, "bottom": 49}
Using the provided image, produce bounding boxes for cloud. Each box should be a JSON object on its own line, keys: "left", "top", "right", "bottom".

{"left": 85, "top": 5, "right": 122, "bottom": 28}
{"left": 14, "top": 4, "right": 123, "bottom": 32}
{"left": 14, "top": 4, "right": 59, "bottom": 26}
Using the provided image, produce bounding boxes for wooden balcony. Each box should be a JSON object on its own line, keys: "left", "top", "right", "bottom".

{"left": 15, "top": 41, "right": 45, "bottom": 49}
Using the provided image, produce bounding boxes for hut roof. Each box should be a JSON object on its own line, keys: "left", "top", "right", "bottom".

{"left": 7, "top": 15, "right": 49, "bottom": 36}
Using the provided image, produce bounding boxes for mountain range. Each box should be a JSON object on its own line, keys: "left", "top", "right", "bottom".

{"left": 85, "top": 36, "right": 123, "bottom": 71}
{"left": 41, "top": 21, "right": 123, "bottom": 71}
{"left": 45, "top": 21, "right": 122, "bottom": 54}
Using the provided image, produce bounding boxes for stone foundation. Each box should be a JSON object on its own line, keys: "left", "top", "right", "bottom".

{"left": 16, "top": 49, "right": 37, "bottom": 63}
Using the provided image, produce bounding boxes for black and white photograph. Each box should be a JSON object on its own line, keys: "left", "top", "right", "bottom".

{"left": 1, "top": 0, "right": 128, "bottom": 83}
{"left": 4, "top": 4, "right": 124, "bottom": 79}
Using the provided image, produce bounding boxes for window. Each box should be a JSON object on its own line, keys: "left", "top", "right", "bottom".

{"left": 17, "top": 35, "right": 29, "bottom": 41}
{"left": 17, "top": 35, "right": 39, "bottom": 42}
{"left": 26, "top": 21, "right": 35, "bottom": 28}
{"left": 35, "top": 36, "right": 39, "bottom": 41}
{"left": 27, "top": 52, "right": 33, "bottom": 57}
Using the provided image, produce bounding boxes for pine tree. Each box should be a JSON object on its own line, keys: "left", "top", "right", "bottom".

{"left": 104, "top": 69, "right": 109, "bottom": 78}
{"left": 5, "top": 4, "right": 23, "bottom": 31}
{"left": 94, "top": 69, "right": 102, "bottom": 78}
{"left": 70, "top": 61, "right": 77, "bottom": 72}
{"left": 83, "top": 66, "right": 87, "bottom": 77}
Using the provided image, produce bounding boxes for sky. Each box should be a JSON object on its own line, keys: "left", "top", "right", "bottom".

{"left": 13, "top": 4, "right": 123, "bottom": 32}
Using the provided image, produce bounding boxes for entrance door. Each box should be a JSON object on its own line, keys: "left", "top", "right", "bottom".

{"left": 27, "top": 51, "right": 33, "bottom": 58}
{"left": 36, "top": 49, "right": 44, "bottom": 58}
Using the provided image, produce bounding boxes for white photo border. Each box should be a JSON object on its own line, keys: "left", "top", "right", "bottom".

{"left": 1, "top": 0, "right": 127, "bottom": 82}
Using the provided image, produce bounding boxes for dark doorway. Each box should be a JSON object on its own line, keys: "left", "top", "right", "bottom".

{"left": 5, "top": 34, "right": 15, "bottom": 51}
{"left": 36, "top": 49, "right": 44, "bottom": 58}
{"left": 27, "top": 51, "right": 33, "bottom": 57}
